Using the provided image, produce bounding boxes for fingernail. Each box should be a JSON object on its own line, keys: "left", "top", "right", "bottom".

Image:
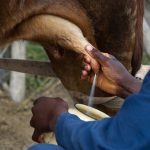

{"left": 85, "top": 44, "right": 93, "bottom": 52}
{"left": 82, "top": 64, "right": 86, "bottom": 68}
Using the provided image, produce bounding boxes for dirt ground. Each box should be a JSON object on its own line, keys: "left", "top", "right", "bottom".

{"left": 0, "top": 92, "right": 34, "bottom": 150}
{"left": 0, "top": 78, "right": 74, "bottom": 150}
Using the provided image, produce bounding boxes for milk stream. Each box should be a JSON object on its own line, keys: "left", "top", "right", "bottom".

{"left": 88, "top": 74, "right": 97, "bottom": 106}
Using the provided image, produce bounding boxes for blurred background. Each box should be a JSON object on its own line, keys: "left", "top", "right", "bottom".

{"left": 0, "top": 1, "right": 150, "bottom": 150}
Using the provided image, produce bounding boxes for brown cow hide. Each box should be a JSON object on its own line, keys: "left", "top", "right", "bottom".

{"left": 0, "top": 0, "right": 144, "bottom": 97}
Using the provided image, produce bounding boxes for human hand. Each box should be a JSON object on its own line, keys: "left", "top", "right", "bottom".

{"left": 81, "top": 45, "right": 141, "bottom": 97}
{"left": 30, "top": 97, "right": 68, "bottom": 143}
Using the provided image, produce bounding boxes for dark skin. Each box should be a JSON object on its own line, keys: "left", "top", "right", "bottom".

{"left": 30, "top": 45, "right": 142, "bottom": 143}
{"left": 81, "top": 45, "right": 142, "bottom": 98}
{"left": 30, "top": 97, "right": 69, "bottom": 142}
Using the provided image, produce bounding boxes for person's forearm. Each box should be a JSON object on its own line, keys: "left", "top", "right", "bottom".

{"left": 118, "top": 76, "right": 142, "bottom": 98}
{"left": 126, "top": 78, "right": 142, "bottom": 94}
{"left": 116, "top": 87, "right": 131, "bottom": 99}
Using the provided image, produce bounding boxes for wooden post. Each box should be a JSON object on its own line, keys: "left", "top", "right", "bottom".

{"left": 143, "top": 18, "right": 150, "bottom": 57}
{"left": 143, "top": 1, "right": 150, "bottom": 57}
{"left": 9, "top": 41, "right": 26, "bottom": 102}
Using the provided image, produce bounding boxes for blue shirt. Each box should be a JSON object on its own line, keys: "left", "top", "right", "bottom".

{"left": 55, "top": 71, "right": 150, "bottom": 150}
{"left": 28, "top": 71, "right": 150, "bottom": 150}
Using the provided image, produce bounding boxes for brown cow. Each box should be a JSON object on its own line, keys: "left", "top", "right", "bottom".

{"left": 0, "top": 0, "right": 144, "bottom": 100}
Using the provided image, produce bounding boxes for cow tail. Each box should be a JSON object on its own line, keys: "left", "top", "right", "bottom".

{"left": 131, "top": 0, "right": 144, "bottom": 75}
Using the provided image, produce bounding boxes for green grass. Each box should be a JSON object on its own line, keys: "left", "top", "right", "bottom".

{"left": 142, "top": 52, "right": 150, "bottom": 65}
{"left": 26, "top": 42, "right": 49, "bottom": 91}
{"left": 26, "top": 42, "right": 49, "bottom": 61}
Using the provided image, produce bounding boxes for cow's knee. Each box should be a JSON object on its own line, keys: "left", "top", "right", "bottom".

{"left": 28, "top": 144, "right": 65, "bottom": 150}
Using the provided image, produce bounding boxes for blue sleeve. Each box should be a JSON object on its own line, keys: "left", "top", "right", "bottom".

{"left": 55, "top": 71, "right": 150, "bottom": 150}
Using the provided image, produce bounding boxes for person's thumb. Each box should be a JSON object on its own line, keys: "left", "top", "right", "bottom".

{"left": 32, "top": 128, "right": 44, "bottom": 143}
